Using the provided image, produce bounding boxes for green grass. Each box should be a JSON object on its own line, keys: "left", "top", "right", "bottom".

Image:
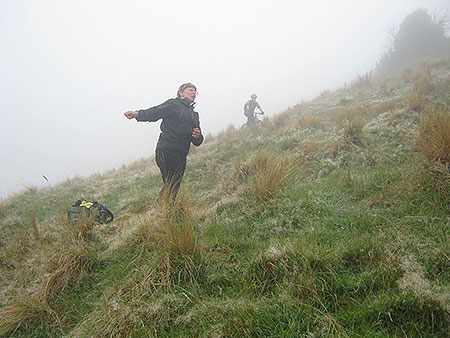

{"left": 1, "top": 58, "right": 450, "bottom": 337}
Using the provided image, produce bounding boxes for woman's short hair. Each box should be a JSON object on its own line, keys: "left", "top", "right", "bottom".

{"left": 177, "top": 83, "right": 197, "bottom": 98}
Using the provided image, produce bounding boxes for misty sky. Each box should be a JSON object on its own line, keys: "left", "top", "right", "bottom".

{"left": 1, "top": 0, "right": 449, "bottom": 198}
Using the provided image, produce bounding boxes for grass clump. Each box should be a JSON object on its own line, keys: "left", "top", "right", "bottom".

{"left": 248, "top": 244, "right": 295, "bottom": 295}
{"left": 327, "top": 112, "right": 366, "bottom": 156}
{"left": 417, "top": 109, "right": 450, "bottom": 167}
{"left": 352, "top": 71, "right": 373, "bottom": 88}
{"left": 0, "top": 201, "right": 5, "bottom": 220}
{"left": 417, "top": 109, "right": 450, "bottom": 191}
{"left": 406, "top": 74, "right": 434, "bottom": 112}
{"left": 42, "top": 236, "right": 100, "bottom": 300}
{"left": 247, "top": 150, "right": 295, "bottom": 202}
{"left": 343, "top": 114, "right": 365, "bottom": 145}
{"left": 407, "top": 88, "right": 427, "bottom": 112}
{"left": 369, "top": 98, "right": 401, "bottom": 116}
{"left": 138, "top": 189, "right": 204, "bottom": 285}
{"left": 388, "top": 108, "right": 407, "bottom": 126}
{"left": 0, "top": 219, "right": 101, "bottom": 336}
{"left": 296, "top": 114, "right": 325, "bottom": 130}
{"left": 232, "top": 148, "right": 271, "bottom": 183}
{"left": 0, "top": 296, "right": 58, "bottom": 336}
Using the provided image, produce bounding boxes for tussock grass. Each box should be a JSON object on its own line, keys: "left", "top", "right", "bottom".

{"left": 326, "top": 113, "right": 366, "bottom": 157}
{"left": 244, "top": 150, "right": 295, "bottom": 202}
{"left": 247, "top": 148, "right": 271, "bottom": 173}
{"left": 300, "top": 140, "right": 320, "bottom": 158}
{"left": 66, "top": 211, "right": 97, "bottom": 240}
{"left": 30, "top": 210, "right": 40, "bottom": 241}
{"left": 297, "top": 114, "right": 325, "bottom": 130}
{"left": 251, "top": 159, "right": 294, "bottom": 202}
{"left": 138, "top": 188, "right": 203, "bottom": 285}
{"left": 342, "top": 115, "right": 365, "bottom": 145}
{"left": 159, "top": 194, "right": 202, "bottom": 283}
{"left": 407, "top": 88, "right": 427, "bottom": 111}
{"left": 0, "top": 296, "right": 58, "bottom": 336}
{"left": 69, "top": 298, "right": 154, "bottom": 337}
{"left": 417, "top": 109, "right": 450, "bottom": 167}
{"left": 4, "top": 229, "right": 34, "bottom": 262}
{"left": 0, "top": 201, "right": 5, "bottom": 220}
{"left": 369, "top": 98, "right": 401, "bottom": 116}
{"left": 331, "top": 106, "right": 367, "bottom": 127}
{"left": 417, "top": 109, "right": 450, "bottom": 191}
{"left": 42, "top": 237, "right": 99, "bottom": 300}
{"left": 218, "top": 124, "right": 237, "bottom": 147}
{"left": 406, "top": 73, "right": 434, "bottom": 112}
{"left": 388, "top": 108, "right": 407, "bottom": 126}
{"left": 232, "top": 148, "right": 271, "bottom": 183}
{"left": 352, "top": 71, "right": 372, "bottom": 88}
{"left": 270, "top": 112, "right": 291, "bottom": 130}
{"left": 248, "top": 245, "right": 295, "bottom": 295}
{"left": 24, "top": 185, "right": 38, "bottom": 195}
{"left": 413, "top": 74, "right": 434, "bottom": 95}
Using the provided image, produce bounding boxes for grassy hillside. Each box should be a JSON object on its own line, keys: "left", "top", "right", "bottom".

{"left": 1, "top": 58, "right": 450, "bottom": 337}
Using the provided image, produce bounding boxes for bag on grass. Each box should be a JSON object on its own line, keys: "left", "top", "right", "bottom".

{"left": 68, "top": 200, "right": 114, "bottom": 225}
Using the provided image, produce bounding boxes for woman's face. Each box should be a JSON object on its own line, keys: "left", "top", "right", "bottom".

{"left": 180, "top": 87, "right": 197, "bottom": 103}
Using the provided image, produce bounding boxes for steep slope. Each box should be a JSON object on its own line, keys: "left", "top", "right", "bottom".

{"left": 1, "top": 57, "right": 449, "bottom": 337}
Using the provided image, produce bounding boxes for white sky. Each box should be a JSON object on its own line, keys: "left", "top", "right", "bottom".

{"left": 1, "top": 0, "right": 449, "bottom": 198}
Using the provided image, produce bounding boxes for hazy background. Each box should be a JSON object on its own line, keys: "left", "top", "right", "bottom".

{"left": 1, "top": 0, "right": 449, "bottom": 198}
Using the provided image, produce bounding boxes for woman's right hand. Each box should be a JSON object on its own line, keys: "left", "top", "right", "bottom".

{"left": 124, "top": 111, "right": 138, "bottom": 119}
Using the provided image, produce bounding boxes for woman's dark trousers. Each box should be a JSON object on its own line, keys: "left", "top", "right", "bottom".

{"left": 155, "top": 149, "right": 187, "bottom": 201}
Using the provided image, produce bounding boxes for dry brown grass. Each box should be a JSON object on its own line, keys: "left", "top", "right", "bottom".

{"left": 220, "top": 124, "right": 237, "bottom": 147}
{"left": 250, "top": 153, "right": 295, "bottom": 203}
{"left": 342, "top": 115, "right": 365, "bottom": 145}
{"left": 388, "top": 109, "right": 407, "bottom": 126}
{"left": 0, "top": 296, "right": 58, "bottom": 336}
{"left": 369, "top": 98, "right": 402, "bottom": 116}
{"left": 413, "top": 75, "right": 434, "bottom": 95}
{"left": 248, "top": 149, "right": 271, "bottom": 173}
{"left": 352, "top": 71, "right": 372, "bottom": 88}
{"left": 331, "top": 106, "right": 367, "bottom": 126}
{"left": 407, "top": 89, "right": 426, "bottom": 112}
{"left": 203, "top": 132, "right": 214, "bottom": 144}
{"left": 232, "top": 148, "right": 270, "bottom": 183}
{"left": 248, "top": 245, "right": 295, "bottom": 294}
{"left": 417, "top": 109, "right": 450, "bottom": 191}
{"left": 62, "top": 176, "right": 85, "bottom": 187}
{"left": 68, "top": 213, "right": 97, "bottom": 240}
{"left": 407, "top": 75, "right": 434, "bottom": 112}
{"left": 138, "top": 189, "right": 203, "bottom": 284}
{"left": 0, "top": 200, "right": 5, "bottom": 220}
{"left": 8, "top": 229, "right": 33, "bottom": 260}
{"left": 42, "top": 237, "right": 99, "bottom": 300}
{"left": 160, "top": 193, "right": 200, "bottom": 259}
{"left": 301, "top": 140, "right": 319, "bottom": 157}
{"left": 30, "top": 211, "right": 40, "bottom": 241}
{"left": 231, "top": 157, "right": 246, "bottom": 183}
{"left": 24, "top": 185, "right": 38, "bottom": 195}
{"left": 417, "top": 109, "right": 450, "bottom": 167}
{"left": 271, "top": 112, "right": 291, "bottom": 130}
{"left": 297, "top": 114, "right": 325, "bottom": 130}
{"left": 125, "top": 158, "right": 148, "bottom": 171}
{"left": 326, "top": 114, "right": 366, "bottom": 157}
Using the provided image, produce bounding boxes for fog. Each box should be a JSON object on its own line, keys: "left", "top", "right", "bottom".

{"left": 1, "top": 0, "right": 448, "bottom": 198}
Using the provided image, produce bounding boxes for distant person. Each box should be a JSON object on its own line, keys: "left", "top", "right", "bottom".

{"left": 244, "top": 94, "right": 264, "bottom": 125}
{"left": 124, "top": 83, "right": 204, "bottom": 200}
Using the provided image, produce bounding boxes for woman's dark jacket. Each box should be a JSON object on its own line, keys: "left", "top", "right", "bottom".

{"left": 136, "top": 97, "right": 204, "bottom": 156}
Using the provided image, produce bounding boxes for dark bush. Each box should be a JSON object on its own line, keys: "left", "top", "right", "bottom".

{"left": 377, "top": 9, "right": 450, "bottom": 74}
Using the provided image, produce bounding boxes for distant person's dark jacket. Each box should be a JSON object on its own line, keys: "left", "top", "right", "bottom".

{"left": 244, "top": 100, "right": 261, "bottom": 116}
{"left": 136, "top": 98, "right": 203, "bottom": 156}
